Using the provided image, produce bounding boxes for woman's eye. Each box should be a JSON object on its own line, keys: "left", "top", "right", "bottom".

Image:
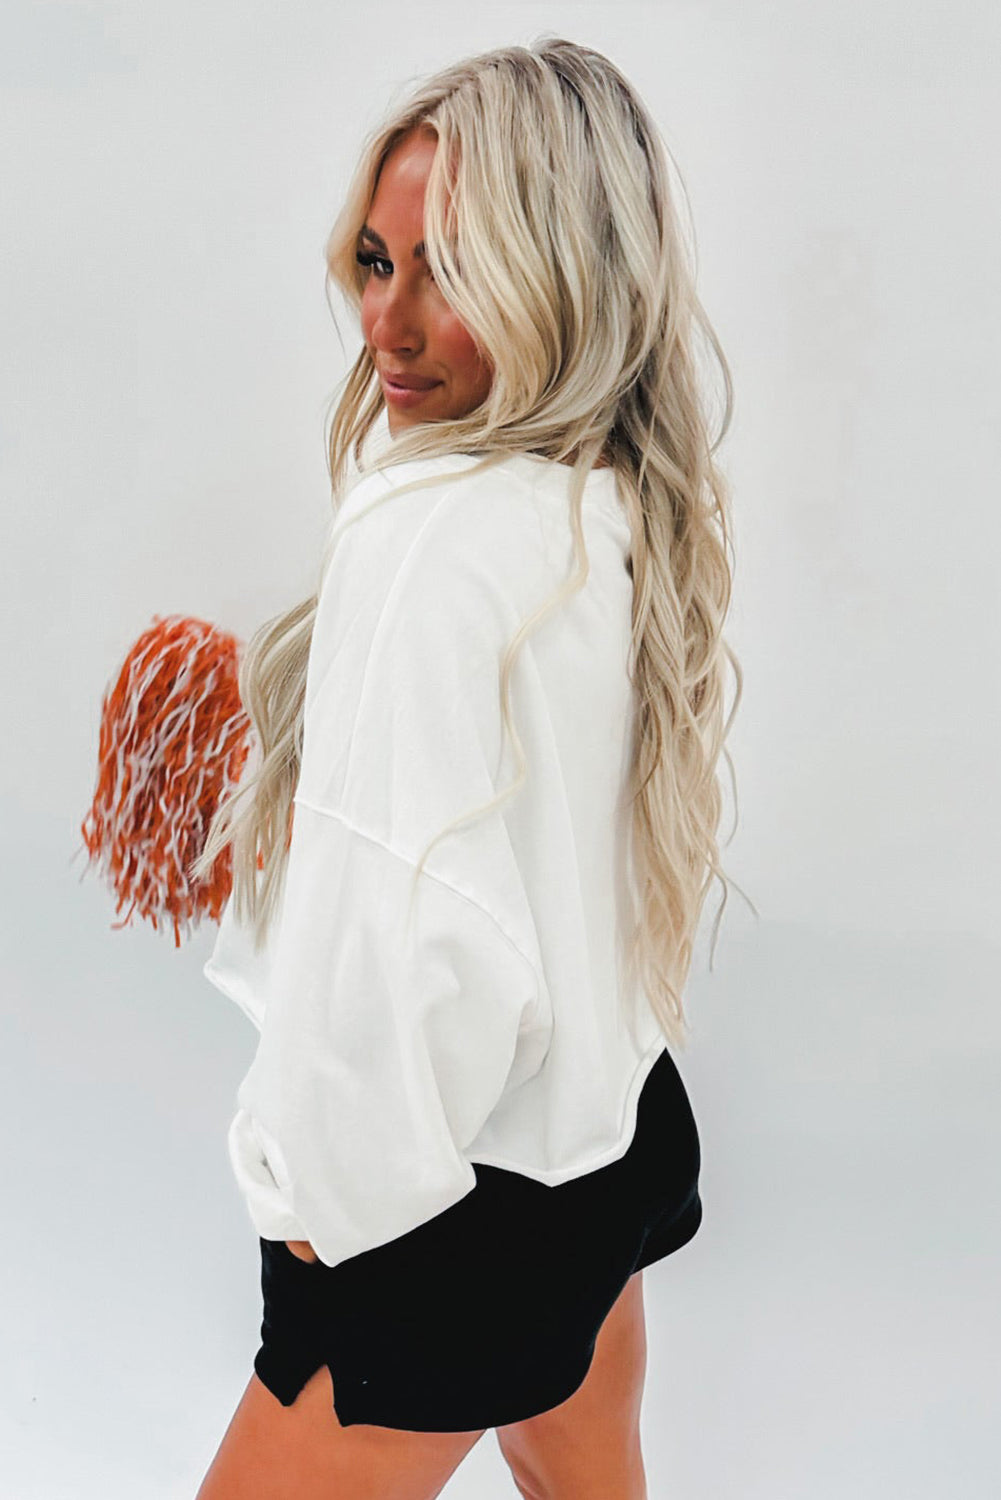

{"left": 355, "top": 249, "right": 437, "bottom": 287}
{"left": 356, "top": 250, "right": 391, "bottom": 278}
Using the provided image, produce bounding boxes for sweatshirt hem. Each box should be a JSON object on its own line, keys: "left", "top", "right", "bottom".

{"left": 466, "top": 1036, "right": 668, "bottom": 1186}
{"left": 203, "top": 958, "right": 264, "bottom": 1031}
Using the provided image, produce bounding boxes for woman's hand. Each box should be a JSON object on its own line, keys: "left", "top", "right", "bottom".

{"left": 285, "top": 1239, "right": 320, "bottom": 1264}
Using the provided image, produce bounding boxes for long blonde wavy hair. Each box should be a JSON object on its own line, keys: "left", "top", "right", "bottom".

{"left": 193, "top": 35, "right": 750, "bottom": 1050}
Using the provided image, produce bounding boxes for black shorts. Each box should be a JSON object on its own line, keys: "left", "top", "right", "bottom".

{"left": 252, "top": 1043, "right": 702, "bottom": 1432}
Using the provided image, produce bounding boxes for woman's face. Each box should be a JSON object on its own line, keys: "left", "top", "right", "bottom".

{"left": 358, "top": 130, "right": 493, "bottom": 437}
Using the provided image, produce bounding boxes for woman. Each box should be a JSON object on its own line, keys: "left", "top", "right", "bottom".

{"left": 194, "top": 34, "right": 741, "bottom": 1500}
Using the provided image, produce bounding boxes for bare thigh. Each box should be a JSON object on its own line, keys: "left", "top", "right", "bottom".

{"left": 195, "top": 1362, "right": 487, "bottom": 1500}
{"left": 494, "top": 1269, "right": 648, "bottom": 1500}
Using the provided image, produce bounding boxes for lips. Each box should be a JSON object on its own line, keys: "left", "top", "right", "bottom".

{"left": 381, "top": 371, "right": 440, "bottom": 390}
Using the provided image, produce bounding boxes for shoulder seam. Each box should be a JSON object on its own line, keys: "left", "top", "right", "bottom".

{"left": 292, "top": 791, "right": 541, "bottom": 986}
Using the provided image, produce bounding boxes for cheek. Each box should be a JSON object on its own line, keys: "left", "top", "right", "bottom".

{"left": 439, "top": 315, "right": 491, "bottom": 386}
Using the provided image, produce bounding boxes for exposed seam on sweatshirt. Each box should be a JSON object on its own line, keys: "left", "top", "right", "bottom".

{"left": 291, "top": 791, "right": 542, "bottom": 1000}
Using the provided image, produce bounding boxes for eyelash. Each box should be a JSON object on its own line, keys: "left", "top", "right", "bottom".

{"left": 356, "top": 250, "right": 391, "bottom": 278}
{"left": 355, "top": 249, "right": 436, "bottom": 284}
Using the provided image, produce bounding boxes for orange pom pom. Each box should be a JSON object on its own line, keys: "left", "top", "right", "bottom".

{"left": 80, "top": 614, "right": 253, "bottom": 946}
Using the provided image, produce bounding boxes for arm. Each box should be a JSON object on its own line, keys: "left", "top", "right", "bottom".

{"left": 226, "top": 465, "right": 548, "bottom": 1269}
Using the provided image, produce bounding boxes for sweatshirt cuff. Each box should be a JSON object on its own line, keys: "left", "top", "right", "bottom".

{"left": 226, "top": 1108, "right": 310, "bottom": 1244}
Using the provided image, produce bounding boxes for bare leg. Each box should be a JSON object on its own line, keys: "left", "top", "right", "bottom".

{"left": 195, "top": 1362, "right": 487, "bottom": 1500}
{"left": 494, "top": 1269, "right": 648, "bottom": 1500}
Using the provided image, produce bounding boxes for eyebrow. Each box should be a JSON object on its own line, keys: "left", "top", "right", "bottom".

{"left": 358, "top": 224, "right": 425, "bottom": 258}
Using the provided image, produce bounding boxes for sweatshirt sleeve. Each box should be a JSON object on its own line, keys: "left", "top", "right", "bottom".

{"left": 226, "top": 468, "right": 548, "bottom": 1268}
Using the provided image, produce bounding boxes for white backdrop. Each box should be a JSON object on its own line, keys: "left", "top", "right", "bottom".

{"left": 2, "top": 3, "right": 998, "bottom": 1496}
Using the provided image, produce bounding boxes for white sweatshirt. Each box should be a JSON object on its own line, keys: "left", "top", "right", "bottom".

{"left": 203, "top": 449, "right": 667, "bottom": 1269}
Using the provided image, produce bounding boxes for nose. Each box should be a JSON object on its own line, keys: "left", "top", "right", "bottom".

{"left": 370, "top": 281, "right": 425, "bottom": 357}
